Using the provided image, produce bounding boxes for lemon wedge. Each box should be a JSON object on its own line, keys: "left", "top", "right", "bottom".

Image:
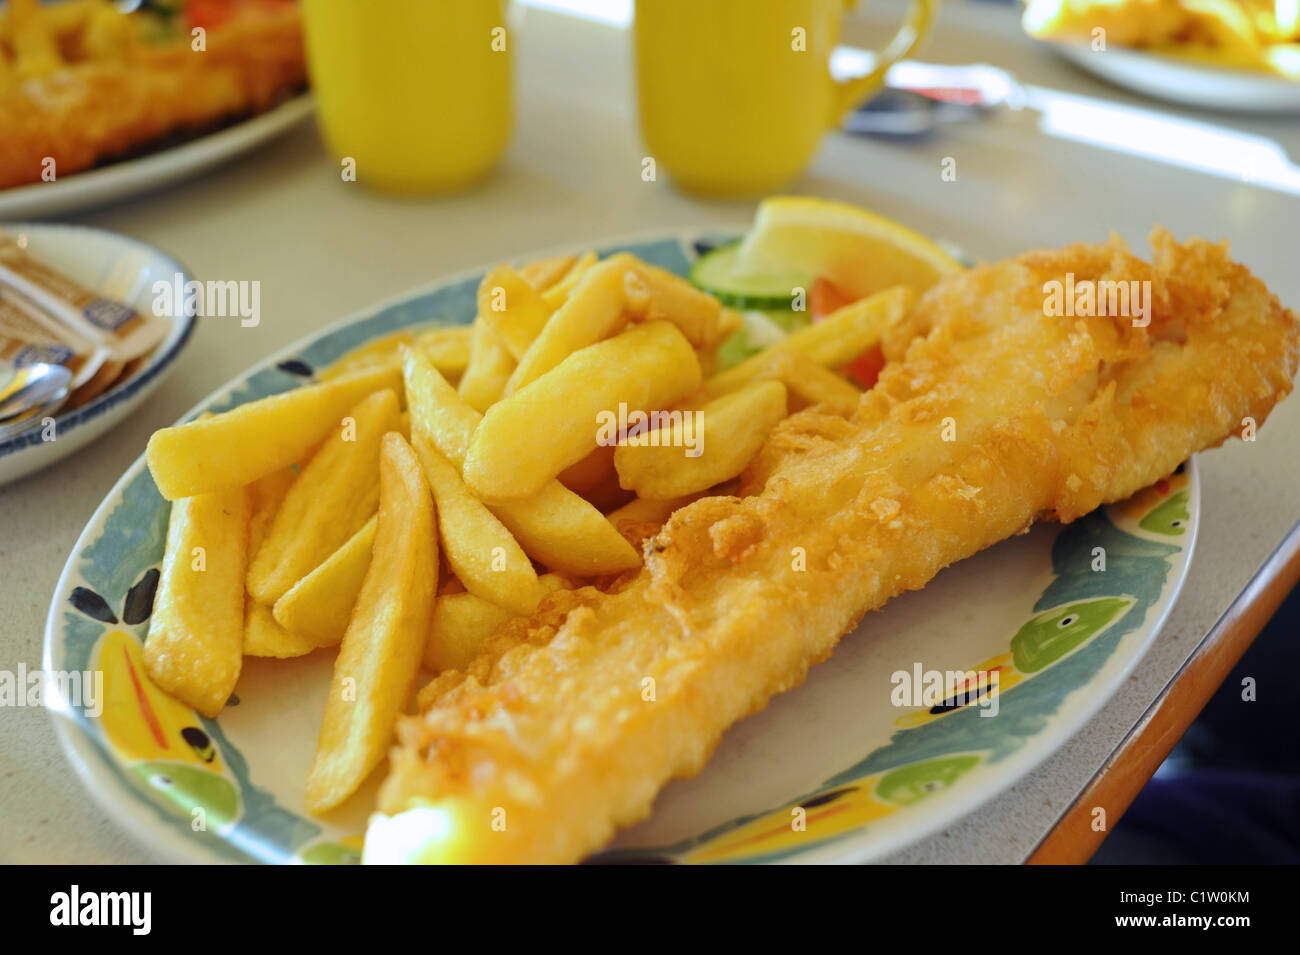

{"left": 733, "top": 196, "right": 963, "bottom": 300}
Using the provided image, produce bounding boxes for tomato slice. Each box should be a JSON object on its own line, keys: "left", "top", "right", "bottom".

{"left": 809, "top": 276, "right": 856, "bottom": 321}
{"left": 808, "top": 275, "right": 888, "bottom": 388}
{"left": 845, "top": 345, "right": 886, "bottom": 390}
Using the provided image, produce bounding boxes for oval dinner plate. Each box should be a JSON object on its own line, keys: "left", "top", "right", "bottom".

{"left": 1052, "top": 41, "right": 1300, "bottom": 112}
{"left": 0, "top": 95, "right": 313, "bottom": 220}
{"left": 44, "top": 230, "right": 1199, "bottom": 864}
{"left": 0, "top": 223, "right": 195, "bottom": 486}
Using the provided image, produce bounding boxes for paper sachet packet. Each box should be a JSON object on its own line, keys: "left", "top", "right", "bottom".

{"left": 0, "top": 287, "right": 112, "bottom": 390}
{"left": 0, "top": 233, "right": 169, "bottom": 363}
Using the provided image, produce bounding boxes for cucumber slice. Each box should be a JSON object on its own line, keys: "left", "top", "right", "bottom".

{"left": 691, "top": 242, "right": 811, "bottom": 310}
{"left": 761, "top": 310, "right": 811, "bottom": 335}
{"left": 715, "top": 330, "right": 759, "bottom": 370}
{"left": 713, "top": 310, "right": 812, "bottom": 371}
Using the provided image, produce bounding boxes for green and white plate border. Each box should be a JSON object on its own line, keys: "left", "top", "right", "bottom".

{"left": 44, "top": 229, "right": 1198, "bottom": 864}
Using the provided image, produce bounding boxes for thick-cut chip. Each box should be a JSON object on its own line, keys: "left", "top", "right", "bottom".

{"left": 605, "top": 494, "right": 699, "bottom": 527}
{"left": 626, "top": 259, "right": 733, "bottom": 352}
{"left": 557, "top": 444, "right": 616, "bottom": 495}
{"left": 579, "top": 468, "right": 634, "bottom": 512}
{"left": 319, "top": 326, "right": 472, "bottom": 383}
{"left": 492, "top": 486, "right": 640, "bottom": 575}
{"left": 508, "top": 253, "right": 640, "bottom": 392}
{"left": 177, "top": 417, "right": 307, "bottom": 661}
{"left": 747, "top": 350, "right": 862, "bottom": 415}
{"left": 615, "top": 380, "right": 788, "bottom": 499}
{"left": 421, "top": 593, "right": 508, "bottom": 674}
{"left": 478, "top": 265, "right": 555, "bottom": 361}
{"left": 517, "top": 254, "right": 577, "bottom": 293}
{"left": 412, "top": 434, "right": 541, "bottom": 616}
{"left": 304, "top": 433, "right": 438, "bottom": 814}
{"left": 508, "top": 254, "right": 724, "bottom": 393}
{"left": 316, "top": 329, "right": 416, "bottom": 382}
{"left": 606, "top": 493, "right": 703, "bottom": 547}
{"left": 423, "top": 574, "right": 570, "bottom": 673}
{"left": 243, "top": 466, "right": 317, "bottom": 657}
{"left": 247, "top": 389, "right": 398, "bottom": 605}
{"left": 705, "top": 286, "right": 910, "bottom": 397}
{"left": 402, "top": 345, "right": 483, "bottom": 463}
{"left": 466, "top": 321, "right": 702, "bottom": 502}
{"left": 144, "top": 486, "right": 249, "bottom": 717}
{"left": 146, "top": 364, "right": 401, "bottom": 500}
{"left": 560, "top": 446, "right": 631, "bottom": 514}
{"left": 247, "top": 464, "right": 301, "bottom": 555}
{"left": 457, "top": 317, "right": 515, "bottom": 412}
{"left": 272, "top": 516, "right": 377, "bottom": 648}
{"left": 413, "top": 326, "right": 473, "bottom": 381}
{"left": 402, "top": 346, "right": 639, "bottom": 575}
{"left": 541, "top": 250, "right": 598, "bottom": 309}
{"left": 245, "top": 601, "right": 317, "bottom": 659}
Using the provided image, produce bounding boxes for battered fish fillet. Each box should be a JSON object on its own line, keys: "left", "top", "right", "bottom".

{"left": 0, "top": 7, "right": 306, "bottom": 191}
{"left": 376, "top": 228, "right": 1298, "bottom": 864}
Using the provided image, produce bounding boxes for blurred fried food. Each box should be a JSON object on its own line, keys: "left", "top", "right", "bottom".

{"left": 0, "top": 1, "right": 307, "bottom": 190}
{"left": 1023, "top": 0, "right": 1300, "bottom": 76}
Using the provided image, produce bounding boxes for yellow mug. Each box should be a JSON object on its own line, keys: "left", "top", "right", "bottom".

{"left": 302, "top": 0, "right": 513, "bottom": 194}
{"left": 635, "top": 0, "right": 934, "bottom": 196}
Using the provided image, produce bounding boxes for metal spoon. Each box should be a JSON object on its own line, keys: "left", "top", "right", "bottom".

{"left": 0, "top": 362, "right": 72, "bottom": 441}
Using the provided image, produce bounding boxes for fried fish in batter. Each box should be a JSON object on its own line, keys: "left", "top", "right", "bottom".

{"left": 0, "top": 4, "right": 305, "bottom": 190}
{"left": 373, "top": 228, "right": 1298, "bottom": 864}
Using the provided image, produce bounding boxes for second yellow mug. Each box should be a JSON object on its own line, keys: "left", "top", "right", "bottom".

{"left": 635, "top": 0, "right": 934, "bottom": 196}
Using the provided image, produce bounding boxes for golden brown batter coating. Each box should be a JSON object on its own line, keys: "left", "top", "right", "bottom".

{"left": 0, "top": 4, "right": 305, "bottom": 190}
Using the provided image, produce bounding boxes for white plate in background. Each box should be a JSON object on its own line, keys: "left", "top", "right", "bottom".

{"left": 0, "top": 95, "right": 313, "bottom": 220}
{"left": 1052, "top": 42, "right": 1300, "bottom": 112}
{"left": 0, "top": 223, "right": 195, "bottom": 486}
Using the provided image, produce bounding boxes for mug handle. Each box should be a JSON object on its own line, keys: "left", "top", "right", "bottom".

{"left": 830, "top": 0, "right": 936, "bottom": 125}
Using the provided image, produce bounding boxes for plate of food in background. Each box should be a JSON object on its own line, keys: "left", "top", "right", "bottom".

{"left": 0, "top": 222, "right": 195, "bottom": 485}
{"left": 42, "top": 197, "right": 1297, "bottom": 864}
{"left": 0, "top": 0, "right": 310, "bottom": 218}
{"left": 1024, "top": 0, "right": 1300, "bottom": 110}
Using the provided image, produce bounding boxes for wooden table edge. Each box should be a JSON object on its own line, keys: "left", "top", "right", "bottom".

{"left": 1024, "top": 516, "right": 1300, "bottom": 865}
